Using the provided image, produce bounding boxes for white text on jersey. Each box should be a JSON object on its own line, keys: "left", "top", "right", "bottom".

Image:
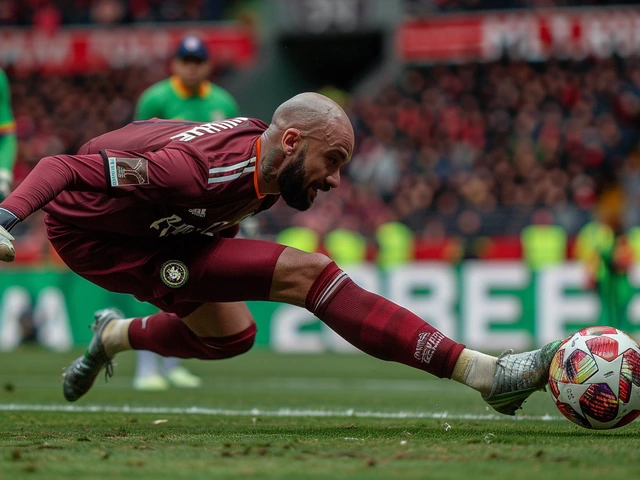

{"left": 170, "top": 117, "right": 249, "bottom": 142}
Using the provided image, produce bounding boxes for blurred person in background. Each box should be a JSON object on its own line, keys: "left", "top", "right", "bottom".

{"left": 520, "top": 208, "right": 567, "bottom": 272}
{"left": 0, "top": 68, "right": 16, "bottom": 201}
{"left": 375, "top": 221, "right": 414, "bottom": 269}
{"left": 131, "top": 35, "right": 241, "bottom": 391}
{"left": 0, "top": 92, "right": 561, "bottom": 416}
{"left": 575, "top": 191, "right": 634, "bottom": 329}
{"left": 135, "top": 35, "right": 240, "bottom": 123}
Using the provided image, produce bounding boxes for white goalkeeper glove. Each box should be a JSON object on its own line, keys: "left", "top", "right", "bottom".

{"left": 0, "top": 225, "right": 14, "bottom": 262}
{"left": 0, "top": 207, "right": 18, "bottom": 262}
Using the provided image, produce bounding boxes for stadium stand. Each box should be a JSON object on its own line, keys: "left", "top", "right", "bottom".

{"left": 5, "top": 1, "right": 640, "bottom": 263}
{"left": 0, "top": 0, "right": 248, "bottom": 26}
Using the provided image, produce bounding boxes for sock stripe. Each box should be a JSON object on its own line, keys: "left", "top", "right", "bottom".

{"left": 313, "top": 271, "right": 349, "bottom": 314}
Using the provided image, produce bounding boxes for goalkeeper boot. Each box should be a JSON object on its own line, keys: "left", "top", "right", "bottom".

{"left": 483, "top": 340, "right": 562, "bottom": 416}
{"left": 62, "top": 308, "right": 123, "bottom": 402}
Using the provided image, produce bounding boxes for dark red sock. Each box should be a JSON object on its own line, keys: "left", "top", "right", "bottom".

{"left": 128, "top": 312, "right": 256, "bottom": 360}
{"left": 306, "top": 262, "right": 465, "bottom": 378}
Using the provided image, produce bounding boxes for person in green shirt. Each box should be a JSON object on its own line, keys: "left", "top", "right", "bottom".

{"left": 132, "top": 36, "right": 241, "bottom": 391}
{"left": 135, "top": 35, "right": 240, "bottom": 123}
{"left": 576, "top": 218, "right": 634, "bottom": 329}
{"left": 0, "top": 68, "right": 17, "bottom": 201}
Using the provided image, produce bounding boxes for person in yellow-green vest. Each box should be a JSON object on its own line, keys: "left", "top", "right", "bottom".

{"left": 375, "top": 221, "right": 414, "bottom": 269}
{"left": 520, "top": 210, "right": 567, "bottom": 271}
{"left": 575, "top": 217, "right": 634, "bottom": 328}
{"left": 130, "top": 36, "right": 241, "bottom": 392}
{"left": 324, "top": 228, "right": 367, "bottom": 267}
{"left": 276, "top": 226, "right": 320, "bottom": 254}
{"left": 627, "top": 225, "right": 640, "bottom": 266}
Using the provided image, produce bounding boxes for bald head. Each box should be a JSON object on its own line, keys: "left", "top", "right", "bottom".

{"left": 257, "top": 92, "right": 355, "bottom": 208}
{"left": 268, "top": 92, "right": 354, "bottom": 153}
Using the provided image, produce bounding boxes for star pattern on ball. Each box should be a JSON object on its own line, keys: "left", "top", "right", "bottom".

{"left": 569, "top": 333, "right": 619, "bottom": 362}
{"left": 588, "top": 353, "right": 624, "bottom": 396}
{"left": 555, "top": 381, "right": 592, "bottom": 418}
{"left": 550, "top": 327, "right": 640, "bottom": 429}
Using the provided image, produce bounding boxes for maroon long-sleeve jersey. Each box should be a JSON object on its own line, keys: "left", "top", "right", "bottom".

{"left": 11, "top": 117, "right": 278, "bottom": 238}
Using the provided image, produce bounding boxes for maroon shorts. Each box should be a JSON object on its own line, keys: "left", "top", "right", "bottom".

{"left": 45, "top": 216, "right": 286, "bottom": 318}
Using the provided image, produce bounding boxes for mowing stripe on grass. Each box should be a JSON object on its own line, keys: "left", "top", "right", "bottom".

{"left": 0, "top": 403, "right": 564, "bottom": 421}
{"left": 2, "top": 376, "right": 467, "bottom": 392}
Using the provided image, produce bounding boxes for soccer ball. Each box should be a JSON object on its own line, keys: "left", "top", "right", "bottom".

{"left": 548, "top": 326, "right": 640, "bottom": 429}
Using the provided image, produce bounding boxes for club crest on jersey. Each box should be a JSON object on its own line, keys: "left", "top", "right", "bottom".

{"left": 107, "top": 157, "right": 149, "bottom": 186}
{"left": 160, "top": 260, "right": 189, "bottom": 288}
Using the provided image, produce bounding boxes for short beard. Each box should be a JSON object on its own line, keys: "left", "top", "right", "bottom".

{"left": 279, "top": 144, "right": 311, "bottom": 211}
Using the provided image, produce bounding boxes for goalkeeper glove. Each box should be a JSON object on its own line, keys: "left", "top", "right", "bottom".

{"left": 0, "top": 207, "right": 18, "bottom": 262}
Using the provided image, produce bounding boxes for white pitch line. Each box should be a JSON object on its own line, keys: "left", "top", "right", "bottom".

{"left": 0, "top": 404, "right": 564, "bottom": 421}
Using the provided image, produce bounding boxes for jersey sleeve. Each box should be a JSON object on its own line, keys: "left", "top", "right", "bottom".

{"left": 1, "top": 153, "right": 107, "bottom": 220}
{"left": 102, "top": 146, "right": 209, "bottom": 203}
{"left": 0, "top": 69, "right": 16, "bottom": 171}
{"left": 1, "top": 146, "right": 209, "bottom": 221}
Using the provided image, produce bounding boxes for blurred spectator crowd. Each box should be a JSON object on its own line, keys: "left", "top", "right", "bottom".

{"left": 10, "top": 66, "right": 164, "bottom": 186}
{"left": 0, "top": 0, "right": 249, "bottom": 26}
{"left": 404, "top": 0, "right": 640, "bottom": 14}
{"left": 266, "top": 57, "right": 640, "bottom": 240}
{"left": 8, "top": 56, "right": 640, "bottom": 249}
{"left": 4, "top": 0, "right": 640, "bottom": 27}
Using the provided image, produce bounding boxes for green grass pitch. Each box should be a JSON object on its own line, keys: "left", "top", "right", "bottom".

{"left": 1, "top": 345, "right": 639, "bottom": 479}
